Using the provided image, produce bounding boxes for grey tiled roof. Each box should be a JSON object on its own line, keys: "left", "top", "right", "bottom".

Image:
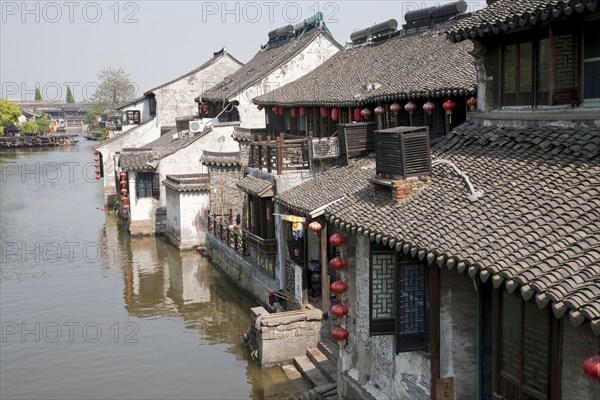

{"left": 163, "top": 174, "right": 210, "bottom": 192}
{"left": 254, "top": 22, "right": 476, "bottom": 107}
{"left": 274, "top": 157, "right": 375, "bottom": 216}
{"left": 236, "top": 175, "right": 274, "bottom": 196}
{"left": 202, "top": 27, "right": 341, "bottom": 102}
{"left": 281, "top": 122, "right": 600, "bottom": 334}
{"left": 447, "top": 0, "right": 599, "bottom": 42}
{"left": 201, "top": 151, "right": 241, "bottom": 166}
{"left": 118, "top": 150, "right": 156, "bottom": 171}
{"left": 119, "top": 129, "right": 205, "bottom": 170}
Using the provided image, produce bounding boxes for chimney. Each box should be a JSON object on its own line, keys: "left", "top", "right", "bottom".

{"left": 371, "top": 126, "right": 432, "bottom": 202}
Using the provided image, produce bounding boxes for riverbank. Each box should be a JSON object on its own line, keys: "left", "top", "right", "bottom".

{"left": 0, "top": 133, "right": 79, "bottom": 148}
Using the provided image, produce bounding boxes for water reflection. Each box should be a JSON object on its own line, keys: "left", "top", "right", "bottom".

{"left": 0, "top": 139, "right": 299, "bottom": 399}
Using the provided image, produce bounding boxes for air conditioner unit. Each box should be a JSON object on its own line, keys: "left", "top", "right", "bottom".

{"left": 189, "top": 120, "right": 205, "bottom": 133}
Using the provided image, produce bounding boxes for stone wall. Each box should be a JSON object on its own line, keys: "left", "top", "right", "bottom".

{"left": 152, "top": 54, "right": 242, "bottom": 127}
{"left": 208, "top": 165, "right": 244, "bottom": 219}
{"left": 439, "top": 268, "right": 478, "bottom": 399}
{"left": 206, "top": 234, "right": 279, "bottom": 308}
{"left": 249, "top": 305, "right": 322, "bottom": 368}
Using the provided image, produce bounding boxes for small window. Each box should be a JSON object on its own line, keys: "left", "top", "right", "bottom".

{"left": 136, "top": 172, "right": 159, "bottom": 199}
{"left": 369, "top": 243, "right": 428, "bottom": 353}
{"left": 123, "top": 110, "right": 141, "bottom": 125}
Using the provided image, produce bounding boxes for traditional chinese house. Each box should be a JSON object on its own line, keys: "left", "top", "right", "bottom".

{"left": 94, "top": 49, "right": 243, "bottom": 205}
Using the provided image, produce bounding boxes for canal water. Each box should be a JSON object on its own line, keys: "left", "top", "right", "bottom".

{"left": 0, "top": 136, "right": 297, "bottom": 399}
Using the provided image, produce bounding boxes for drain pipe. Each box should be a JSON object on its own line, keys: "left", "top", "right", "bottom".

{"left": 432, "top": 159, "right": 484, "bottom": 201}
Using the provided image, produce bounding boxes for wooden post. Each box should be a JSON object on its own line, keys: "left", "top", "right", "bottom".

{"left": 320, "top": 221, "right": 329, "bottom": 316}
{"left": 276, "top": 133, "right": 284, "bottom": 175}
{"left": 430, "top": 265, "right": 441, "bottom": 400}
{"left": 266, "top": 135, "right": 272, "bottom": 173}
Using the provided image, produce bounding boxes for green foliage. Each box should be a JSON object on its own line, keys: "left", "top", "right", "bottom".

{"left": 100, "top": 128, "right": 110, "bottom": 141}
{"left": 20, "top": 121, "right": 39, "bottom": 135}
{"left": 0, "top": 99, "right": 21, "bottom": 133}
{"left": 0, "top": 126, "right": 4, "bottom": 136}
{"left": 35, "top": 117, "right": 51, "bottom": 132}
{"left": 90, "top": 67, "right": 136, "bottom": 109}
{"left": 66, "top": 86, "right": 75, "bottom": 103}
{"left": 84, "top": 103, "right": 105, "bottom": 125}
{"left": 35, "top": 88, "right": 42, "bottom": 101}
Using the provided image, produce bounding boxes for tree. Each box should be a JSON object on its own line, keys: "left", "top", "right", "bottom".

{"left": 66, "top": 86, "right": 75, "bottom": 103}
{"left": 35, "top": 88, "right": 42, "bottom": 101}
{"left": 84, "top": 103, "right": 105, "bottom": 125}
{"left": 0, "top": 99, "right": 21, "bottom": 136}
{"left": 90, "top": 67, "right": 136, "bottom": 109}
{"left": 35, "top": 117, "right": 50, "bottom": 132}
{"left": 20, "top": 121, "right": 39, "bottom": 135}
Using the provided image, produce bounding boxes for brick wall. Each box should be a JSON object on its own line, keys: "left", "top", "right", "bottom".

{"left": 208, "top": 165, "right": 244, "bottom": 221}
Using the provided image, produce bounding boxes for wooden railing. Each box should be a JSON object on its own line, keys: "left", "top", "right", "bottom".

{"left": 208, "top": 215, "right": 248, "bottom": 257}
{"left": 249, "top": 133, "right": 310, "bottom": 175}
{"left": 207, "top": 215, "right": 277, "bottom": 277}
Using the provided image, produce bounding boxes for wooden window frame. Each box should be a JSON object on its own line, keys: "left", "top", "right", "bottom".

{"left": 369, "top": 243, "right": 429, "bottom": 354}
{"left": 136, "top": 172, "right": 159, "bottom": 199}
{"left": 494, "top": 289, "right": 562, "bottom": 400}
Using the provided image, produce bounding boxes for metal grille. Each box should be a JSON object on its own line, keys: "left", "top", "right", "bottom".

{"left": 371, "top": 253, "right": 396, "bottom": 319}
{"left": 398, "top": 262, "right": 426, "bottom": 334}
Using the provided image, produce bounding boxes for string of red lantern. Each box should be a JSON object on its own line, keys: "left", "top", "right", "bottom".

{"left": 353, "top": 107, "right": 362, "bottom": 122}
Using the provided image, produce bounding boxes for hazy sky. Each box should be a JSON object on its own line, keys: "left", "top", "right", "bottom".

{"left": 1, "top": 1, "right": 486, "bottom": 102}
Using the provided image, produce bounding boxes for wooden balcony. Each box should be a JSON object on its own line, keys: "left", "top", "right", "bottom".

{"left": 208, "top": 215, "right": 277, "bottom": 277}
{"left": 249, "top": 133, "right": 310, "bottom": 175}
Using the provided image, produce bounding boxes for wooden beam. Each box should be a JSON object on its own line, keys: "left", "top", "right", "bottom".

{"left": 321, "top": 221, "right": 329, "bottom": 316}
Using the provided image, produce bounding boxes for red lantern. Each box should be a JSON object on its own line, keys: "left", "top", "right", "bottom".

{"left": 330, "top": 257, "right": 347, "bottom": 270}
{"left": 331, "top": 108, "right": 339, "bottom": 122}
{"left": 331, "top": 327, "right": 349, "bottom": 342}
{"left": 120, "top": 188, "right": 128, "bottom": 195}
{"left": 278, "top": 106, "right": 284, "bottom": 116}
{"left": 256, "top": 105, "right": 264, "bottom": 111}
{"left": 331, "top": 280, "right": 349, "bottom": 295}
{"left": 123, "top": 204, "right": 130, "bottom": 211}
{"left": 121, "top": 196, "right": 128, "bottom": 203}
{"left": 361, "top": 108, "right": 372, "bottom": 119}
{"left": 95, "top": 163, "right": 99, "bottom": 168}
{"left": 120, "top": 172, "right": 127, "bottom": 179}
{"left": 330, "top": 232, "right": 347, "bottom": 247}
{"left": 94, "top": 151, "right": 99, "bottom": 156}
{"left": 443, "top": 99, "right": 458, "bottom": 124}
{"left": 95, "top": 169, "right": 100, "bottom": 174}
{"left": 299, "top": 107, "right": 306, "bottom": 118}
{"left": 320, "top": 107, "right": 329, "bottom": 119}
{"left": 583, "top": 355, "right": 600, "bottom": 379}
{"left": 94, "top": 157, "right": 99, "bottom": 162}
{"left": 390, "top": 102, "right": 401, "bottom": 113}
{"left": 271, "top": 106, "right": 278, "bottom": 113}
{"left": 467, "top": 96, "right": 477, "bottom": 111}
{"left": 423, "top": 101, "right": 436, "bottom": 114}
{"left": 308, "top": 221, "right": 322, "bottom": 232}
{"left": 95, "top": 176, "right": 101, "bottom": 180}
{"left": 120, "top": 180, "right": 127, "bottom": 186}
{"left": 374, "top": 106, "right": 385, "bottom": 116}
{"left": 353, "top": 107, "right": 362, "bottom": 122}
{"left": 404, "top": 101, "right": 416, "bottom": 113}
{"left": 331, "top": 304, "right": 349, "bottom": 319}
{"left": 291, "top": 108, "right": 297, "bottom": 118}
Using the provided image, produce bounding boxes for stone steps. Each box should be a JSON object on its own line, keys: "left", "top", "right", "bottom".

{"left": 281, "top": 343, "right": 338, "bottom": 400}
{"left": 318, "top": 339, "right": 339, "bottom": 363}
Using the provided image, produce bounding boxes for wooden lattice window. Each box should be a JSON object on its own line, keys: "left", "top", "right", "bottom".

{"left": 369, "top": 243, "right": 427, "bottom": 353}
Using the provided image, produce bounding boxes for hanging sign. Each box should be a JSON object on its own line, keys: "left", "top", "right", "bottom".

{"left": 294, "top": 264, "right": 303, "bottom": 302}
